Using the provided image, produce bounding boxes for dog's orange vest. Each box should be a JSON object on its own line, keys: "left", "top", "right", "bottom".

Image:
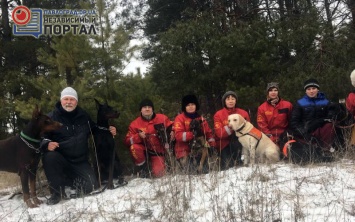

{"left": 246, "top": 127, "right": 262, "bottom": 141}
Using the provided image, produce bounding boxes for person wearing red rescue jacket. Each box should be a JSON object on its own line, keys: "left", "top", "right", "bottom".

{"left": 344, "top": 70, "right": 355, "bottom": 145}
{"left": 173, "top": 94, "right": 215, "bottom": 173}
{"left": 214, "top": 91, "right": 250, "bottom": 170}
{"left": 124, "top": 98, "right": 173, "bottom": 178}
{"left": 257, "top": 82, "right": 293, "bottom": 147}
{"left": 346, "top": 69, "right": 355, "bottom": 117}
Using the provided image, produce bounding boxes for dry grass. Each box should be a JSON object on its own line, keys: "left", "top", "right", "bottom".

{"left": 0, "top": 172, "right": 20, "bottom": 190}
{"left": 0, "top": 134, "right": 353, "bottom": 221}
{"left": 0, "top": 158, "right": 354, "bottom": 221}
{"left": 0, "top": 168, "right": 48, "bottom": 197}
{"left": 0, "top": 172, "right": 22, "bottom": 201}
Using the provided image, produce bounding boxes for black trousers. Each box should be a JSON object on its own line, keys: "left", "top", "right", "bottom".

{"left": 42, "top": 151, "right": 98, "bottom": 195}
{"left": 220, "top": 139, "right": 243, "bottom": 170}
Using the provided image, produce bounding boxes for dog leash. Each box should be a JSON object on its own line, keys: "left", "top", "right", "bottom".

{"left": 88, "top": 121, "right": 102, "bottom": 188}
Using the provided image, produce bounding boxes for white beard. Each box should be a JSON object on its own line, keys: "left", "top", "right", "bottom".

{"left": 63, "top": 104, "right": 77, "bottom": 112}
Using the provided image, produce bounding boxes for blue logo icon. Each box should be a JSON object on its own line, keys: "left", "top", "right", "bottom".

{"left": 13, "top": 7, "right": 43, "bottom": 38}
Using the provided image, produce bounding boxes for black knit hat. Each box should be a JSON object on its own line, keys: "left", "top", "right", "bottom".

{"left": 139, "top": 98, "right": 154, "bottom": 111}
{"left": 181, "top": 94, "right": 200, "bottom": 112}
{"left": 303, "top": 78, "right": 320, "bottom": 90}
{"left": 222, "top": 91, "right": 238, "bottom": 108}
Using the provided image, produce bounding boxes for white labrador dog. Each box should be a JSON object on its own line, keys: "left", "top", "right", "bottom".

{"left": 228, "top": 114, "right": 280, "bottom": 165}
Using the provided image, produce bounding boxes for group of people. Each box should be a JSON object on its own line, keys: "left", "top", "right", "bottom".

{"left": 40, "top": 72, "right": 355, "bottom": 205}
{"left": 125, "top": 77, "right": 351, "bottom": 178}
{"left": 124, "top": 78, "right": 339, "bottom": 178}
{"left": 258, "top": 78, "right": 336, "bottom": 153}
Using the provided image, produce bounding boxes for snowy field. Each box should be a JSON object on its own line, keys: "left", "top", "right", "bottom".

{"left": 0, "top": 160, "right": 355, "bottom": 222}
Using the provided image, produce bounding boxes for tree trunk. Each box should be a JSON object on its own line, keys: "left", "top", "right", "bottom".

{"left": 65, "top": 67, "right": 73, "bottom": 86}
{"left": 349, "top": 0, "right": 355, "bottom": 31}
{"left": 1, "top": 0, "right": 11, "bottom": 42}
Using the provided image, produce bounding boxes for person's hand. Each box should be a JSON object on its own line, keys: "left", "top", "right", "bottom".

{"left": 109, "top": 126, "right": 117, "bottom": 137}
{"left": 138, "top": 130, "right": 146, "bottom": 139}
{"left": 48, "top": 142, "right": 59, "bottom": 151}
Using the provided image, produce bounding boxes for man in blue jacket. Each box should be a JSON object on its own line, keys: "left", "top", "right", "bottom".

{"left": 41, "top": 87, "right": 116, "bottom": 205}
{"left": 289, "top": 79, "right": 335, "bottom": 152}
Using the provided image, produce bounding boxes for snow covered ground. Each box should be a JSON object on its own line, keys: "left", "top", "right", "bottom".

{"left": 0, "top": 160, "right": 355, "bottom": 221}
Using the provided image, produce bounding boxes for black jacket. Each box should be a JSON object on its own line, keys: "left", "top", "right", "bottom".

{"left": 42, "top": 102, "right": 97, "bottom": 163}
{"left": 290, "top": 92, "right": 330, "bottom": 137}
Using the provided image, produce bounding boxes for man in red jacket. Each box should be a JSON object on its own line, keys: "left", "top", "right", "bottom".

{"left": 214, "top": 91, "right": 250, "bottom": 170}
{"left": 257, "top": 82, "right": 293, "bottom": 147}
{"left": 124, "top": 99, "right": 173, "bottom": 178}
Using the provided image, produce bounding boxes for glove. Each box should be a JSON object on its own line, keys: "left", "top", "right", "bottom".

{"left": 304, "top": 119, "right": 326, "bottom": 133}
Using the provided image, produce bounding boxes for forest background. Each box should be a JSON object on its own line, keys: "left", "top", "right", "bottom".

{"left": 1, "top": 0, "right": 355, "bottom": 171}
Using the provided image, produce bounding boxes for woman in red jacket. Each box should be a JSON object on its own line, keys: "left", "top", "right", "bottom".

{"left": 173, "top": 94, "right": 215, "bottom": 173}
{"left": 214, "top": 91, "right": 250, "bottom": 170}
{"left": 257, "top": 82, "right": 293, "bottom": 147}
{"left": 124, "top": 99, "right": 173, "bottom": 178}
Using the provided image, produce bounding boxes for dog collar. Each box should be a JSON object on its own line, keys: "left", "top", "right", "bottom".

{"left": 236, "top": 121, "right": 246, "bottom": 132}
{"left": 20, "top": 131, "right": 41, "bottom": 143}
